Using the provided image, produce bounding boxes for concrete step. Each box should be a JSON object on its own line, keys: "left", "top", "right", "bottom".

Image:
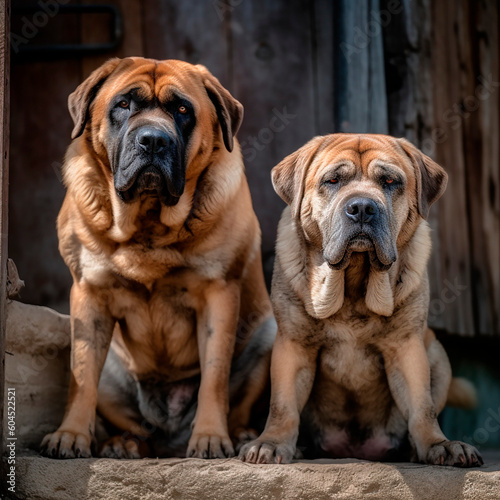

{"left": 7, "top": 451, "right": 500, "bottom": 500}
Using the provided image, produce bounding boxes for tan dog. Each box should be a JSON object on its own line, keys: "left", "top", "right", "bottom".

{"left": 41, "top": 57, "right": 275, "bottom": 459}
{"left": 240, "top": 133, "right": 483, "bottom": 467}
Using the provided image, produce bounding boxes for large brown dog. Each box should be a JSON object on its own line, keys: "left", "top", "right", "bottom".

{"left": 240, "top": 133, "right": 483, "bottom": 467}
{"left": 41, "top": 57, "right": 275, "bottom": 459}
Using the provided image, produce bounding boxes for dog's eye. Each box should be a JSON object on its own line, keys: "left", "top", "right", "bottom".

{"left": 385, "top": 178, "right": 394, "bottom": 184}
{"left": 327, "top": 178, "right": 339, "bottom": 184}
{"left": 118, "top": 100, "right": 129, "bottom": 109}
{"left": 178, "top": 105, "right": 188, "bottom": 114}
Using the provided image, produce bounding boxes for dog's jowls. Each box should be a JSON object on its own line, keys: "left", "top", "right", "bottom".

{"left": 239, "top": 133, "right": 482, "bottom": 467}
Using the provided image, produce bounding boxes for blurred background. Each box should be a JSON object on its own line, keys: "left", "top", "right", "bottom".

{"left": 7, "top": 0, "right": 500, "bottom": 448}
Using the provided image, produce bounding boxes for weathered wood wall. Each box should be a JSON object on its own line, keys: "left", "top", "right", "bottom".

{"left": 7, "top": 0, "right": 499, "bottom": 336}
{"left": 432, "top": 0, "right": 500, "bottom": 337}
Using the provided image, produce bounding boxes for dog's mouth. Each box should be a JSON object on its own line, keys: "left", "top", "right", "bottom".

{"left": 135, "top": 167, "right": 166, "bottom": 198}
{"left": 348, "top": 234, "right": 375, "bottom": 252}
{"left": 324, "top": 232, "right": 396, "bottom": 272}
{"left": 115, "top": 163, "right": 183, "bottom": 206}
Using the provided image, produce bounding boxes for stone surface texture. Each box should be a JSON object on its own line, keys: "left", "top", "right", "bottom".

{"left": 4, "top": 300, "right": 500, "bottom": 500}
{"left": 11, "top": 453, "right": 500, "bottom": 500}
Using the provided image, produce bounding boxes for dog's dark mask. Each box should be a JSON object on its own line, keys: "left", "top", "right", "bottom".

{"left": 107, "top": 90, "right": 195, "bottom": 206}
{"left": 322, "top": 195, "right": 398, "bottom": 272}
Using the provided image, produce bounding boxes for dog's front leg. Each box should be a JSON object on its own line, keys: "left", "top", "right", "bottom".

{"left": 239, "top": 334, "right": 317, "bottom": 464}
{"left": 41, "top": 282, "right": 114, "bottom": 458}
{"left": 384, "top": 333, "right": 482, "bottom": 467}
{"left": 187, "top": 280, "right": 240, "bottom": 459}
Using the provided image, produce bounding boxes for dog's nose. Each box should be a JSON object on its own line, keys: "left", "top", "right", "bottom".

{"left": 136, "top": 127, "right": 169, "bottom": 154}
{"left": 345, "top": 197, "right": 379, "bottom": 223}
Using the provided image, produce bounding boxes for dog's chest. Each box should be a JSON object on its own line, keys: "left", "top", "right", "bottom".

{"left": 319, "top": 335, "right": 385, "bottom": 393}
{"left": 111, "top": 240, "right": 186, "bottom": 284}
{"left": 107, "top": 273, "right": 206, "bottom": 376}
{"left": 319, "top": 314, "right": 387, "bottom": 391}
{"left": 79, "top": 239, "right": 184, "bottom": 287}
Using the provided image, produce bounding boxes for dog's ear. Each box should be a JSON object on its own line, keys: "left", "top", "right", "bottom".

{"left": 272, "top": 136, "right": 325, "bottom": 218}
{"left": 198, "top": 65, "right": 243, "bottom": 152}
{"left": 398, "top": 138, "right": 448, "bottom": 219}
{"left": 68, "top": 58, "right": 122, "bottom": 140}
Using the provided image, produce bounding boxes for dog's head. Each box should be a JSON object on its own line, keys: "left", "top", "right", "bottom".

{"left": 272, "top": 134, "right": 447, "bottom": 272}
{"left": 68, "top": 57, "right": 243, "bottom": 206}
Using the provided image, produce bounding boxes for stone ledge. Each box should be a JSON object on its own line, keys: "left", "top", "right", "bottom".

{"left": 9, "top": 452, "right": 500, "bottom": 500}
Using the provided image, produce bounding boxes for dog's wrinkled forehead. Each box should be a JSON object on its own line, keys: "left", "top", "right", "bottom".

{"left": 99, "top": 59, "right": 205, "bottom": 108}
{"left": 273, "top": 132, "right": 447, "bottom": 223}
{"left": 311, "top": 134, "right": 411, "bottom": 180}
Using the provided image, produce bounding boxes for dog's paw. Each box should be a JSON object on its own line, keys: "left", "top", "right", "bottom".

{"left": 232, "top": 427, "right": 259, "bottom": 454}
{"left": 99, "top": 436, "right": 141, "bottom": 459}
{"left": 187, "top": 431, "right": 235, "bottom": 459}
{"left": 40, "top": 430, "right": 92, "bottom": 459}
{"left": 425, "top": 440, "right": 483, "bottom": 467}
{"left": 238, "top": 439, "right": 294, "bottom": 464}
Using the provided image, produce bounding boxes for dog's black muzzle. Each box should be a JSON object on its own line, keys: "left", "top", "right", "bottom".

{"left": 323, "top": 196, "right": 397, "bottom": 271}
{"left": 114, "top": 125, "right": 185, "bottom": 206}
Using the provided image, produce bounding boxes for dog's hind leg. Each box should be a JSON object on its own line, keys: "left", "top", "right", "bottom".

{"left": 425, "top": 329, "right": 478, "bottom": 411}
{"left": 425, "top": 330, "right": 452, "bottom": 414}
{"left": 97, "top": 346, "right": 151, "bottom": 459}
{"left": 228, "top": 317, "right": 276, "bottom": 451}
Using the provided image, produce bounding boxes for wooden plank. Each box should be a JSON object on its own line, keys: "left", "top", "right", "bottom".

{"left": 458, "top": 0, "right": 499, "bottom": 335}
{"left": 0, "top": 0, "right": 9, "bottom": 466}
{"left": 311, "top": 0, "right": 335, "bottom": 135}
{"left": 476, "top": 0, "right": 500, "bottom": 335}
{"left": 381, "top": 0, "right": 432, "bottom": 141}
{"left": 333, "top": 0, "right": 388, "bottom": 133}
{"left": 141, "top": 0, "right": 230, "bottom": 86}
{"left": 429, "top": 0, "right": 499, "bottom": 336}
{"left": 230, "top": 0, "right": 318, "bottom": 257}
{"left": 431, "top": 0, "right": 475, "bottom": 335}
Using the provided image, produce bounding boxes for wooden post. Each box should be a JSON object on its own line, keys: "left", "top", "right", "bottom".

{"left": 333, "top": 0, "right": 388, "bottom": 134}
{"left": 0, "top": 0, "right": 10, "bottom": 463}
